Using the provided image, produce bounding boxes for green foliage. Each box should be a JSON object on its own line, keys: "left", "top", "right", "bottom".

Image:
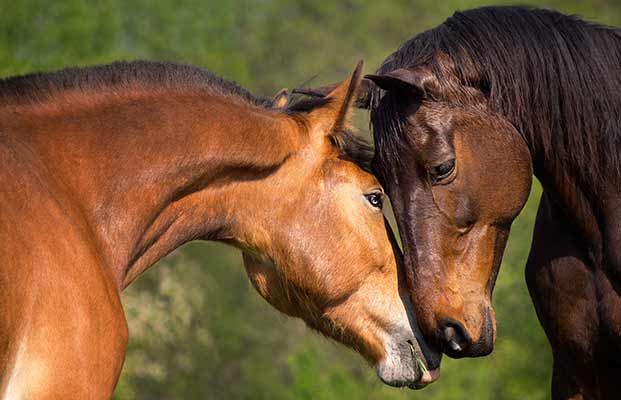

{"left": 1, "top": 1, "right": 619, "bottom": 398}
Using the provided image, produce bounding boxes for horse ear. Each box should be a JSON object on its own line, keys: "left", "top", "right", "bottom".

{"left": 294, "top": 78, "right": 372, "bottom": 109}
{"left": 271, "top": 88, "right": 289, "bottom": 109}
{"left": 365, "top": 67, "right": 441, "bottom": 98}
{"left": 307, "top": 60, "right": 365, "bottom": 136}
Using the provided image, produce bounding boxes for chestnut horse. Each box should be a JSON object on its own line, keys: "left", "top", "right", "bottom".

{"left": 0, "top": 60, "right": 440, "bottom": 398}
{"left": 360, "top": 6, "right": 620, "bottom": 400}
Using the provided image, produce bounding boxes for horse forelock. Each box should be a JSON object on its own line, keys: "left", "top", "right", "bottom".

{"left": 371, "top": 5, "right": 621, "bottom": 191}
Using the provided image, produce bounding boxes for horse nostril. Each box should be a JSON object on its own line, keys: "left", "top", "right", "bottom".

{"left": 439, "top": 320, "right": 470, "bottom": 355}
{"left": 443, "top": 326, "right": 462, "bottom": 351}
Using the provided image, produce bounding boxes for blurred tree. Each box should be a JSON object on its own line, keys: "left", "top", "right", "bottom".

{"left": 1, "top": 1, "right": 618, "bottom": 399}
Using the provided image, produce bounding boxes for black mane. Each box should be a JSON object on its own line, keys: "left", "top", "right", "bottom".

{"left": 0, "top": 60, "right": 373, "bottom": 170}
{"left": 0, "top": 60, "right": 272, "bottom": 108}
{"left": 371, "top": 6, "right": 621, "bottom": 185}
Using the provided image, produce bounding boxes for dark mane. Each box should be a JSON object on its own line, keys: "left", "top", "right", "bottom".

{"left": 1, "top": 60, "right": 373, "bottom": 170}
{"left": 371, "top": 6, "right": 621, "bottom": 186}
{"left": 0, "top": 60, "right": 272, "bottom": 108}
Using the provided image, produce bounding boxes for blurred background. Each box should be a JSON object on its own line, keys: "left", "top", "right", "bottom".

{"left": 2, "top": 1, "right": 619, "bottom": 399}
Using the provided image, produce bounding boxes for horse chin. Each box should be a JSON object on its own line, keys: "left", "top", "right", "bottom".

{"left": 375, "top": 335, "right": 442, "bottom": 390}
{"left": 371, "top": 282, "right": 443, "bottom": 389}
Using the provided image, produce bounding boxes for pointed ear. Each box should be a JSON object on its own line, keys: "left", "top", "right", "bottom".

{"left": 293, "top": 76, "right": 372, "bottom": 109}
{"left": 271, "top": 88, "right": 289, "bottom": 109}
{"left": 365, "top": 66, "right": 441, "bottom": 98}
{"left": 306, "top": 60, "right": 365, "bottom": 136}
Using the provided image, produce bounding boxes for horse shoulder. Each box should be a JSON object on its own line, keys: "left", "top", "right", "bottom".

{"left": 0, "top": 167, "right": 128, "bottom": 399}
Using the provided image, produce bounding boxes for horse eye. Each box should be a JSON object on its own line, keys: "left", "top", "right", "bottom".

{"left": 429, "top": 159, "right": 456, "bottom": 184}
{"left": 365, "top": 192, "right": 384, "bottom": 210}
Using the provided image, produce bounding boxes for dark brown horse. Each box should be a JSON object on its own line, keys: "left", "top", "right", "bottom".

{"left": 0, "top": 60, "right": 440, "bottom": 398}
{"left": 361, "top": 6, "right": 620, "bottom": 400}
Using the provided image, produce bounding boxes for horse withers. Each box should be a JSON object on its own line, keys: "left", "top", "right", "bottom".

{"left": 0, "top": 60, "right": 440, "bottom": 398}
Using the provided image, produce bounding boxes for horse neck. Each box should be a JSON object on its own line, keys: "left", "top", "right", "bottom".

{"left": 533, "top": 155, "right": 605, "bottom": 265}
{"left": 11, "top": 87, "right": 302, "bottom": 288}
